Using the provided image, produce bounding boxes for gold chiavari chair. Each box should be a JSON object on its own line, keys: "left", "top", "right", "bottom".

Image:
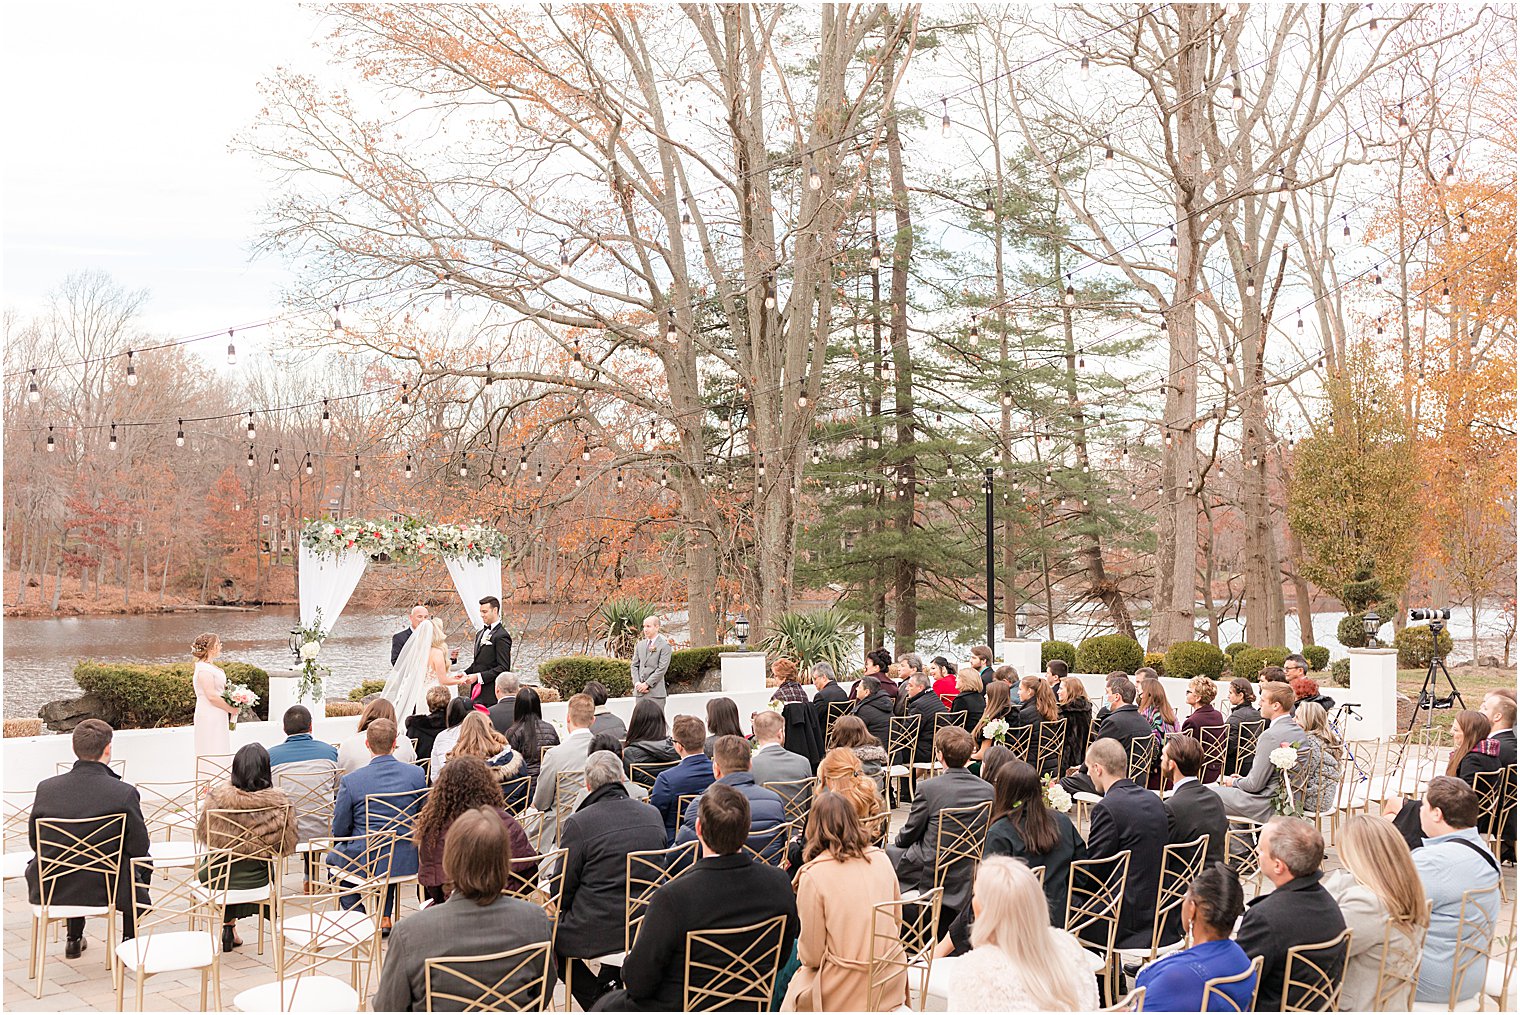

{"left": 277, "top": 871, "right": 387, "bottom": 996}
{"left": 138, "top": 780, "right": 210, "bottom": 868}
{"left": 914, "top": 714, "right": 966, "bottom": 784}
{"left": 1200, "top": 954, "right": 1263, "bottom": 1012}
{"left": 1003, "top": 722, "right": 1034, "bottom": 762}
{"left": 1224, "top": 818, "right": 1264, "bottom": 896}
{"left": 503, "top": 848, "right": 569, "bottom": 943}
{"left": 1281, "top": 927, "right": 1352, "bottom": 1012}
{"left": 682, "top": 914, "right": 789, "bottom": 1012}
{"left": 885, "top": 714, "right": 923, "bottom": 808}
{"left": 55, "top": 758, "right": 128, "bottom": 778}
{"left": 866, "top": 886, "right": 941, "bottom": 1012}
{"left": 1333, "top": 740, "right": 1380, "bottom": 820}
{"left": 230, "top": 881, "right": 386, "bottom": 1012}
{"left": 29, "top": 813, "right": 127, "bottom": 997}
{"left": 1188, "top": 723, "right": 1229, "bottom": 783}
{"left": 742, "top": 820, "right": 794, "bottom": 868}
{"left": 628, "top": 760, "right": 679, "bottom": 789}
{"left": 1471, "top": 766, "right": 1509, "bottom": 890}
{"left": 677, "top": 793, "right": 704, "bottom": 832}
{"left": 3, "top": 789, "right": 34, "bottom": 880}
{"left": 929, "top": 802, "right": 992, "bottom": 906}
{"left": 1119, "top": 833, "right": 1208, "bottom": 967}
{"left": 864, "top": 810, "right": 891, "bottom": 849}
{"left": 1066, "top": 850, "right": 1131, "bottom": 1005}
{"left": 114, "top": 855, "right": 225, "bottom": 1012}
{"left": 1481, "top": 896, "right": 1517, "bottom": 1011}
{"left": 1228, "top": 720, "right": 1266, "bottom": 778}
{"left": 424, "top": 941, "right": 555, "bottom": 1012}
{"left": 357, "top": 788, "right": 426, "bottom": 914}
{"left": 1126, "top": 736, "right": 1156, "bottom": 785}
{"left": 1369, "top": 901, "right": 1430, "bottom": 1012}
{"left": 762, "top": 777, "right": 815, "bottom": 826}
{"left": 197, "top": 805, "right": 294, "bottom": 955}
{"left": 274, "top": 765, "right": 339, "bottom": 882}
{"left": 824, "top": 700, "right": 852, "bottom": 743}
{"left": 1102, "top": 985, "right": 1146, "bottom": 1011}
{"left": 1436, "top": 887, "right": 1500, "bottom": 1012}
{"left": 499, "top": 774, "right": 533, "bottom": 817}
{"left": 196, "top": 753, "right": 237, "bottom": 785}
{"left": 1035, "top": 717, "right": 1068, "bottom": 776}
{"left": 549, "top": 769, "right": 586, "bottom": 847}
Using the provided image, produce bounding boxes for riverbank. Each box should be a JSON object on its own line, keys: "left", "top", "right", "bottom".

{"left": 3, "top": 574, "right": 215, "bottom": 617}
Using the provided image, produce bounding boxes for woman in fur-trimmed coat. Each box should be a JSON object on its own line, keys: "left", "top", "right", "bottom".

{"left": 196, "top": 744, "right": 297, "bottom": 949}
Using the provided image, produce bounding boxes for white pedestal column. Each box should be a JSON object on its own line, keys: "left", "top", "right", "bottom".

{"left": 1346, "top": 648, "right": 1398, "bottom": 741}
{"left": 267, "top": 667, "right": 325, "bottom": 721}
{"left": 720, "top": 651, "right": 769, "bottom": 695}
{"left": 1000, "top": 639, "right": 1043, "bottom": 680}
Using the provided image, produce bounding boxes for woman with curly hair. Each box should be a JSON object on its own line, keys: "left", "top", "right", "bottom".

{"left": 414, "top": 756, "right": 536, "bottom": 905}
{"left": 1181, "top": 676, "right": 1227, "bottom": 783}
{"left": 816, "top": 747, "right": 884, "bottom": 822}
{"left": 445, "top": 712, "right": 526, "bottom": 808}
{"left": 770, "top": 657, "right": 809, "bottom": 706}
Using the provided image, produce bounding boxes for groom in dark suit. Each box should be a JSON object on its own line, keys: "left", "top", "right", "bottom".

{"left": 465, "top": 596, "right": 512, "bottom": 709}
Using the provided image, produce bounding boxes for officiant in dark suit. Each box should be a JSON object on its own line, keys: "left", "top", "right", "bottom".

{"left": 465, "top": 596, "right": 512, "bottom": 709}
{"left": 390, "top": 605, "right": 431, "bottom": 666}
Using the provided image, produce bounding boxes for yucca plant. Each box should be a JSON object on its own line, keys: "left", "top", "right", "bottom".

{"left": 596, "top": 597, "right": 659, "bottom": 658}
{"left": 760, "top": 609, "right": 857, "bottom": 673}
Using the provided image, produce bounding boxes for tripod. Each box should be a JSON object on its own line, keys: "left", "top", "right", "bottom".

{"left": 1406, "top": 621, "right": 1467, "bottom": 732}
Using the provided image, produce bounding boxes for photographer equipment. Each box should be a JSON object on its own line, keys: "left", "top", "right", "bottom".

{"left": 1405, "top": 608, "right": 1465, "bottom": 732}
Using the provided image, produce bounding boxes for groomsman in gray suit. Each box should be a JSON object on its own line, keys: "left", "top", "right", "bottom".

{"left": 1209, "top": 681, "right": 1305, "bottom": 822}
{"left": 631, "top": 616, "right": 672, "bottom": 705}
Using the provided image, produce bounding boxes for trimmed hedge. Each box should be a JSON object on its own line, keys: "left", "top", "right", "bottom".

{"left": 1303, "top": 645, "right": 1330, "bottom": 672}
{"left": 1041, "top": 640, "right": 1077, "bottom": 670}
{"left": 1329, "top": 658, "right": 1351, "bottom": 687}
{"left": 73, "top": 660, "right": 270, "bottom": 729}
{"left": 1231, "top": 646, "right": 1290, "bottom": 684}
{"left": 1142, "top": 651, "right": 1167, "bottom": 676}
{"left": 1164, "top": 641, "right": 1226, "bottom": 681}
{"left": 1337, "top": 615, "right": 1369, "bottom": 650}
{"left": 537, "top": 646, "right": 743, "bottom": 700}
{"left": 348, "top": 679, "right": 387, "bottom": 702}
{"left": 1224, "top": 641, "right": 1250, "bottom": 659}
{"left": 1075, "top": 634, "right": 1144, "bottom": 675}
{"left": 1395, "top": 624, "right": 1454, "bottom": 669}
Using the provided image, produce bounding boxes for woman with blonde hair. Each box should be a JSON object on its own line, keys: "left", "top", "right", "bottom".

{"left": 781, "top": 793, "right": 904, "bottom": 1011}
{"left": 444, "top": 712, "right": 523, "bottom": 804}
{"left": 1181, "top": 675, "right": 1227, "bottom": 782}
{"left": 932, "top": 856, "right": 1098, "bottom": 1011}
{"left": 949, "top": 667, "right": 986, "bottom": 728}
{"left": 1292, "top": 701, "right": 1342, "bottom": 812}
{"left": 816, "top": 747, "right": 883, "bottom": 822}
{"left": 1323, "top": 815, "right": 1429, "bottom": 1010}
{"left": 337, "top": 697, "right": 418, "bottom": 774}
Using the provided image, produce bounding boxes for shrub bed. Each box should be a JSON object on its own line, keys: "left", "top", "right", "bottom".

{"left": 326, "top": 701, "right": 363, "bottom": 717}
{"left": 1041, "top": 640, "right": 1077, "bottom": 670}
{"left": 1075, "top": 634, "right": 1144, "bottom": 675}
{"left": 1231, "top": 646, "right": 1290, "bottom": 684}
{"left": 1164, "top": 641, "right": 1226, "bottom": 681}
{"left": 536, "top": 646, "right": 743, "bottom": 700}
{"left": 1328, "top": 658, "right": 1351, "bottom": 687}
{"left": 72, "top": 660, "right": 270, "bottom": 729}
{"left": 1395, "top": 624, "right": 1454, "bottom": 669}
{"left": 1303, "top": 645, "right": 1330, "bottom": 672}
{"left": 1142, "top": 651, "right": 1167, "bottom": 675}
{"left": 1224, "top": 641, "right": 1250, "bottom": 659}
{"left": 348, "top": 679, "right": 387, "bottom": 702}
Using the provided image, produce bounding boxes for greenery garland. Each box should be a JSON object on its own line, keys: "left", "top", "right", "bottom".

{"left": 300, "top": 517, "right": 508, "bottom": 564}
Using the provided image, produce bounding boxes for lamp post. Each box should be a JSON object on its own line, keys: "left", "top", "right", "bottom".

{"left": 734, "top": 614, "right": 750, "bottom": 647}
{"left": 1362, "top": 611, "right": 1381, "bottom": 650}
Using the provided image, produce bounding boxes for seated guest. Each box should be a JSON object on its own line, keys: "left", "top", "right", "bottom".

{"left": 1138, "top": 676, "right": 1178, "bottom": 788}
{"left": 830, "top": 715, "right": 888, "bottom": 786}
{"left": 1161, "top": 735, "right": 1226, "bottom": 866}
{"left": 1013, "top": 675, "right": 1059, "bottom": 730}
{"left": 428, "top": 697, "right": 475, "bottom": 778}
{"left": 414, "top": 756, "right": 534, "bottom": 906}
{"left": 649, "top": 714, "right": 714, "bottom": 842}
{"left": 1093, "top": 671, "right": 1126, "bottom": 723}
{"left": 809, "top": 663, "right": 849, "bottom": 729}
{"left": 770, "top": 658, "right": 809, "bottom": 705}
{"left": 850, "top": 675, "right": 895, "bottom": 748}
{"left": 675, "top": 735, "right": 787, "bottom": 863}
{"left": 505, "top": 686, "right": 560, "bottom": 791}
{"left": 622, "top": 697, "right": 679, "bottom": 775}
{"left": 1289, "top": 669, "right": 1335, "bottom": 711}
{"left": 438, "top": 711, "right": 521, "bottom": 784}
{"left": 486, "top": 673, "right": 520, "bottom": 734}
{"left": 1407, "top": 776, "right": 1501, "bottom": 1006}
{"left": 1223, "top": 677, "right": 1261, "bottom": 775}
{"left": 888, "top": 727, "right": 993, "bottom": 922}
{"left": 781, "top": 792, "right": 904, "bottom": 1011}
{"left": 984, "top": 760, "right": 1086, "bottom": 925}
{"left": 1235, "top": 816, "right": 1347, "bottom": 1012}
{"left": 198, "top": 743, "right": 297, "bottom": 952}
{"left": 1084, "top": 737, "right": 1168, "bottom": 949}
{"left": 865, "top": 648, "right": 900, "bottom": 701}
{"left": 371, "top": 807, "right": 555, "bottom": 1012}
{"left": 26, "top": 719, "right": 151, "bottom": 959}
{"left": 556, "top": 751, "right": 669, "bottom": 1010}
{"left": 1259, "top": 665, "right": 1285, "bottom": 684}
{"left": 1046, "top": 657, "right": 1069, "bottom": 688}
{"left": 949, "top": 667, "right": 986, "bottom": 729}
{"left": 339, "top": 698, "right": 417, "bottom": 775}
{"left": 751, "top": 709, "right": 814, "bottom": 789}
{"left": 567, "top": 734, "right": 649, "bottom": 809}
{"left": 328, "top": 719, "right": 426, "bottom": 930}
{"left": 1180, "top": 676, "right": 1226, "bottom": 783}
{"left": 816, "top": 747, "right": 884, "bottom": 822}
{"left": 970, "top": 645, "right": 996, "bottom": 689}
{"left": 1208, "top": 682, "right": 1303, "bottom": 821}
{"left": 1481, "top": 689, "right": 1517, "bottom": 766}
{"left": 1059, "top": 674, "right": 1151, "bottom": 795}
{"left": 1322, "top": 815, "right": 1427, "bottom": 1012}
{"left": 978, "top": 743, "right": 1016, "bottom": 787}
{"left": 1056, "top": 677, "right": 1092, "bottom": 773}
{"left": 1135, "top": 864, "right": 1256, "bottom": 1012}
{"left": 900, "top": 672, "right": 949, "bottom": 766}
{"left": 704, "top": 697, "right": 745, "bottom": 756}
{"left": 269, "top": 705, "right": 340, "bottom": 769}
{"left": 1293, "top": 700, "right": 1343, "bottom": 813}
{"left": 930, "top": 656, "right": 960, "bottom": 708}
{"left": 933, "top": 857, "right": 1098, "bottom": 1011}
{"left": 531, "top": 693, "right": 596, "bottom": 847}
{"left": 582, "top": 681, "right": 627, "bottom": 741}
{"left": 970, "top": 678, "right": 1014, "bottom": 763}
{"left": 592, "top": 785, "right": 799, "bottom": 1012}
{"left": 406, "top": 686, "right": 453, "bottom": 764}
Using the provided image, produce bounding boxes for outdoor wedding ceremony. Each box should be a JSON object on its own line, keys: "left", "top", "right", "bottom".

{"left": 2, "top": 3, "right": 1516, "bottom": 1013}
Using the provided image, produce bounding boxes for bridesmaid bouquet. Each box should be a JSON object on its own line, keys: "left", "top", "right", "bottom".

{"left": 222, "top": 684, "right": 259, "bottom": 731}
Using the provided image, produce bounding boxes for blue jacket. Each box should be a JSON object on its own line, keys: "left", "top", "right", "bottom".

{"left": 328, "top": 754, "right": 426, "bottom": 879}
{"left": 1136, "top": 938, "right": 1255, "bottom": 1012}
{"left": 269, "top": 733, "right": 339, "bottom": 769}
{"left": 674, "top": 772, "right": 787, "bottom": 862}
{"left": 649, "top": 753, "right": 714, "bottom": 843}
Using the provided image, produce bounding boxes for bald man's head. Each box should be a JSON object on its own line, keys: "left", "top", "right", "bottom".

{"left": 410, "top": 605, "right": 430, "bottom": 628}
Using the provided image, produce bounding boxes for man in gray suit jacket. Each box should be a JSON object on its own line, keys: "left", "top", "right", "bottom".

{"left": 1209, "top": 681, "right": 1304, "bottom": 822}
{"left": 630, "top": 616, "right": 672, "bottom": 704}
{"left": 749, "top": 710, "right": 814, "bottom": 805}
{"left": 372, "top": 808, "right": 555, "bottom": 1012}
{"left": 887, "top": 725, "right": 993, "bottom": 917}
{"left": 532, "top": 694, "right": 596, "bottom": 848}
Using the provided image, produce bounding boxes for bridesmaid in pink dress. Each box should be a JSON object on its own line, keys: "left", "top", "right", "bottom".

{"left": 191, "top": 633, "right": 237, "bottom": 758}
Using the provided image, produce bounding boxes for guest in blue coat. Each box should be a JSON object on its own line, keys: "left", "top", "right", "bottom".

{"left": 328, "top": 718, "right": 426, "bottom": 927}
{"left": 674, "top": 735, "right": 788, "bottom": 865}
{"left": 1136, "top": 864, "right": 1257, "bottom": 1012}
{"left": 648, "top": 715, "right": 714, "bottom": 843}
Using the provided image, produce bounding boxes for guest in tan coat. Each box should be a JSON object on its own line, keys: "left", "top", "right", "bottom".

{"left": 196, "top": 743, "right": 297, "bottom": 952}
{"left": 782, "top": 793, "right": 906, "bottom": 1012}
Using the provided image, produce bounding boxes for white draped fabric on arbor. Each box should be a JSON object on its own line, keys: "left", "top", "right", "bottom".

{"left": 444, "top": 556, "right": 505, "bottom": 631}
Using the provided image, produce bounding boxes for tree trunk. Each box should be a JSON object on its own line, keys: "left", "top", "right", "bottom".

{"left": 885, "top": 67, "right": 917, "bottom": 651}
{"left": 1238, "top": 319, "right": 1286, "bottom": 645}
{"left": 1285, "top": 526, "right": 1317, "bottom": 648}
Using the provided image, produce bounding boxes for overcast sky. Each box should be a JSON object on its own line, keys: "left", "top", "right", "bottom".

{"left": 1, "top": 1, "right": 322, "bottom": 351}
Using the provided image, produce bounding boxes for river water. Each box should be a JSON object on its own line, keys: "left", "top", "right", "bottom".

{"left": 2, "top": 603, "right": 1507, "bottom": 721}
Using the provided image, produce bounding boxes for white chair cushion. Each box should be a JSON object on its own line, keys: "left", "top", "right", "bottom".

{"left": 31, "top": 903, "right": 110, "bottom": 918}
{"left": 281, "top": 908, "right": 377, "bottom": 948}
{"left": 888, "top": 765, "right": 910, "bottom": 777}
{"left": 148, "top": 841, "right": 199, "bottom": 867}
{"left": 1073, "top": 791, "right": 1102, "bottom": 804}
{"left": 586, "top": 951, "right": 626, "bottom": 975}
{"left": 193, "top": 882, "right": 271, "bottom": 906}
{"left": 1412, "top": 998, "right": 1480, "bottom": 1012}
{"left": 115, "top": 931, "right": 217, "bottom": 973}
{"left": 233, "top": 975, "right": 359, "bottom": 1012}
{"left": 2, "top": 851, "right": 29, "bottom": 880}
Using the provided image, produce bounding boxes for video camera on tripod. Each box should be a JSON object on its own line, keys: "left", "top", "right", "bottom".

{"left": 1406, "top": 607, "right": 1464, "bottom": 730}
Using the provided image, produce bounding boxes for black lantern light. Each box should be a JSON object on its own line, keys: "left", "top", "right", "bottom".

{"left": 733, "top": 614, "right": 750, "bottom": 646}
{"left": 288, "top": 627, "right": 304, "bottom": 663}
{"left": 1362, "top": 611, "right": 1381, "bottom": 649}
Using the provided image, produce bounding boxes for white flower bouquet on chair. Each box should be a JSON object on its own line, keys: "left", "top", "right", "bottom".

{"left": 1270, "top": 741, "right": 1301, "bottom": 815}
{"left": 982, "top": 718, "right": 1010, "bottom": 745}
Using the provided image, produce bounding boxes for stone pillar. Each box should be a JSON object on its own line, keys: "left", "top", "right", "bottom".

{"left": 1000, "top": 639, "right": 1043, "bottom": 681}
{"left": 720, "top": 651, "right": 769, "bottom": 695}
{"left": 267, "top": 667, "right": 323, "bottom": 722}
{"left": 1346, "top": 648, "right": 1398, "bottom": 741}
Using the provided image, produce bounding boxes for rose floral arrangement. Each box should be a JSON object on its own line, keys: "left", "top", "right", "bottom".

{"left": 296, "top": 608, "right": 331, "bottom": 704}
{"left": 1042, "top": 776, "right": 1073, "bottom": 813}
{"left": 981, "top": 717, "right": 1010, "bottom": 745}
{"left": 221, "top": 684, "right": 259, "bottom": 731}
{"left": 301, "top": 517, "right": 508, "bottom": 564}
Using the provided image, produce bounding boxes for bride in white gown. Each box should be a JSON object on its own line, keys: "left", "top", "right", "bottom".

{"left": 382, "top": 618, "right": 465, "bottom": 717}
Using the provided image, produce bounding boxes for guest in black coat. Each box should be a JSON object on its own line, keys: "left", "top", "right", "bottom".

{"left": 1224, "top": 677, "right": 1263, "bottom": 776}
{"left": 486, "top": 674, "right": 520, "bottom": 734}
{"left": 1235, "top": 817, "right": 1347, "bottom": 1012}
{"left": 851, "top": 675, "right": 895, "bottom": 749}
{"left": 1056, "top": 678, "right": 1095, "bottom": 773}
{"left": 556, "top": 752, "right": 670, "bottom": 1010}
{"left": 1060, "top": 675, "right": 1152, "bottom": 795}
{"left": 900, "top": 674, "right": 949, "bottom": 765}
{"left": 809, "top": 663, "right": 850, "bottom": 730}
{"left": 1482, "top": 691, "right": 1517, "bottom": 766}
{"left": 405, "top": 686, "right": 452, "bottom": 765}
{"left": 592, "top": 785, "right": 799, "bottom": 1012}
{"left": 949, "top": 669, "right": 987, "bottom": 731}
{"left": 26, "top": 720, "right": 151, "bottom": 955}
{"left": 1161, "top": 736, "right": 1227, "bottom": 867}
{"left": 887, "top": 727, "right": 994, "bottom": 921}
{"left": 1083, "top": 737, "right": 1169, "bottom": 950}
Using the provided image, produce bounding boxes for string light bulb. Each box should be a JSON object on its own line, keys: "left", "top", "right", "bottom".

{"left": 26, "top": 368, "right": 40, "bottom": 404}
{"left": 1372, "top": 264, "right": 1382, "bottom": 285}
{"left": 405, "top": 453, "right": 414, "bottom": 479}
{"left": 797, "top": 379, "right": 809, "bottom": 408}
{"left": 1079, "top": 52, "right": 1090, "bottom": 80}
{"left": 1442, "top": 159, "right": 1457, "bottom": 188}
{"left": 459, "top": 459, "right": 468, "bottom": 478}
{"left": 870, "top": 241, "right": 881, "bottom": 272}
{"left": 304, "top": 453, "right": 313, "bottom": 476}
{"left": 940, "top": 99, "right": 950, "bottom": 137}
{"left": 1297, "top": 312, "right": 1305, "bottom": 333}
{"left": 226, "top": 329, "right": 237, "bottom": 365}
{"left": 1103, "top": 136, "right": 1114, "bottom": 162}
{"left": 1342, "top": 215, "right": 1351, "bottom": 238}
{"left": 1245, "top": 274, "right": 1255, "bottom": 297}
{"left": 664, "top": 309, "right": 677, "bottom": 344}
{"left": 331, "top": 305, "right": 342, "bottom": 337}
{"left": 1001, "top": 390, "right": 1013, "bottom": 407}
{"left": 1396, "top": 104, "right": 1410, "bottom": 138}
{"left": 46, "top": 426, "right": 55, "bottom": 453}
{"left": 807, "top": 161, "right": 822, "bottom": 191}
{"left": 558, "top": 240, "right": 569, "bottom": 268}
{"left": 176, "top": 419, "right": 185, "bottom": 447}
{"left": 982, "top": 190, "right": 994, "bottom": 224}
{"left": 764, "top": 284, "right": 776, "bottom": 311}
{"left": 498, "top": 458, "right": 508, "bottom": 478}
{"left": 246, "top": 411, "right": 256, "bottom": 440}
{"left": 1440, "top": 279, "right": 1451, "bottom": 302}
{"left": 125, "top": 350, "right": 138, "bottom": 387}
{"left": 1231, "top": 74, "right": 1244, "bottom": 110}
{"left": 1078, "top": 349, "right": 1086, "bottom": 369}
{"left": 272, "top": 449, "right": 281, "bottom": 472}
{"left": 969, "top": 315, "right": 980, "bottom": 344}
{"left": 1169, "top": 225, "right": 1178, "bottom": 250}
{"left": 352, "top": 455, "right": 361, "bottom": 479}
{"left": 109, "top": 423, "right": 119, "bottom": 451}
{"left": 321, "top": 399, "right": 332, "bottom": 429}
{"left": 616, "top": 470, "right": 624, "bottom": 491}
{"left": 1366, "top": 4, "right": 1377, "bottom": 30}
{"left": 660, "top": 467, "right": 668, "bottom": 489}
{"left": 1456, "top": 212, "right": 1471, "bottom": 243}
{"left": 1064, "top": 275, "right": 1076, "bottom": 306}
{"left": 245, "top": 444, "right": 253, "bottom": 468}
